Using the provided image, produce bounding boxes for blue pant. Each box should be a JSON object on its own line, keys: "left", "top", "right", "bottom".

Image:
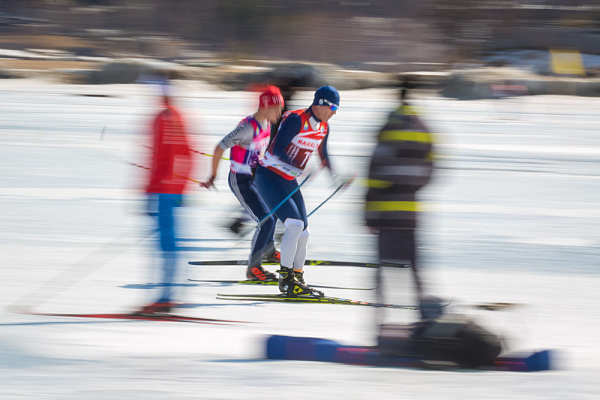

{"left": 148, "top": 193, "right": 182, "bottom": 302}
{"left": 228, "top": 171, "right": 276, "bottom": 268}
{"left": 255, "top": 166, "right": 309, "bottom": 269}
{"left": 254, "top": 167, "right": 308, "bottom": 229}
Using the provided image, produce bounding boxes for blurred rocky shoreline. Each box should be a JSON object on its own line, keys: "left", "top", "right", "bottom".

{"left": 1, "top": 50, "right": 599, "bottom": 100}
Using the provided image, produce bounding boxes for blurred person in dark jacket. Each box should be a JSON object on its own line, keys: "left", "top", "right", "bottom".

{"left": 367, "top": 87, "right": 502, "bottom": 366}
{"left": 365, "top": 79, "right": 434, "bottom": 318}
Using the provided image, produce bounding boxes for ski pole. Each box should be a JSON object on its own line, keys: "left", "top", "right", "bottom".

{"left": 7, "top": 228, "right": 155, "bottom": 312}
{"left": 237, "top": 170, "right": 315, "bottom": 237}
{"left": 192, "top": 149, "right": 229, "bottom": 161}
{"left": 258, "top": 170, "right": 315, "bottom": 224}
{"left": 102, "top": 153, "right": 202, "bottom": 185}
{"left": 307, "top": 174, "right": 356, "bottom": 217}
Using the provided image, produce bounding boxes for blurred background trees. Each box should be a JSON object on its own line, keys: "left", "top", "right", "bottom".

{"left": 1, "top": 0, "right": 599, "bottom": 72}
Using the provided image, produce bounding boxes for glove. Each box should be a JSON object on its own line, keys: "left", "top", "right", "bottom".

{"left": 332, "top": 173, "right": 356, "bottom": 190}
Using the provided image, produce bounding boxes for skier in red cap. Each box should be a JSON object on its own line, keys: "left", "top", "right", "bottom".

{"left": 200, "top": 86, "right": 285, "bottom": 281}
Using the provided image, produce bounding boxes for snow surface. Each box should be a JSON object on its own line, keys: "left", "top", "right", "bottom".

{"left": 1, "top": 78, "right": 599, "bottom": 399}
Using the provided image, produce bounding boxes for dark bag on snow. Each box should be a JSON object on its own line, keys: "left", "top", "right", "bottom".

{"left": 378, "top": 314, "right": 502, "bottom": 368}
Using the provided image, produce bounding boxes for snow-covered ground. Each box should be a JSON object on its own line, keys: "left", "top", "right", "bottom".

{"left": 1, "top": 78, "right": 599, "bottom": 399}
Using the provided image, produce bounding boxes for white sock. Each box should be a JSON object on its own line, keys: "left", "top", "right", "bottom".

{"left": 293, "top": 228, "right": 310, "bottom": 271}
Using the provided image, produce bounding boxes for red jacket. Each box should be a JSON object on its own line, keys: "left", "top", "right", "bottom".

{"left": 146, "top": 103, "right": 193, "bottom": 194}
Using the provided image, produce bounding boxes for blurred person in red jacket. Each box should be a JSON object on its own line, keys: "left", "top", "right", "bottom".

{"left": 138, "top": 80, "right": 194, "bottom": 314}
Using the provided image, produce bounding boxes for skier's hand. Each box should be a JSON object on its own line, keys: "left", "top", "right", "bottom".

{"left": 199, "top": 175, "right": 216, "bottom": 190}
{"left": 332, "top": 173, "right": 356, "bottom": 190}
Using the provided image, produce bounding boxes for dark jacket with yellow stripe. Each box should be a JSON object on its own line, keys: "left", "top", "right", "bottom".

{"left": 365, "top": 104, "right": 434, "bottom": 229}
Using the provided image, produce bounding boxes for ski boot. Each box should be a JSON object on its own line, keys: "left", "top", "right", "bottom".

{"left": 135, "top": 300, "right": 175, "bottom": 315}
{"left": 277, "top": 266, "right": 323, "bottom": 297}
{"left": 262, "top": 249, "right": 281, "bottom": 263}
{"left": 246, "top": 265, "right": 277, "bottom": 281}
{"left": 294, "top": 269, "right": 306, "bottom": 284}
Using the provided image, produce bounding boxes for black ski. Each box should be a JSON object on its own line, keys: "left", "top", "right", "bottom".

{"left": 189, "top": 259, "right": 408, "bottom": 268}
{"left": 472, "top": 302, "right": 521, "bottom": 311}
{"left": 188, "top": 278, "right": 373, "bottom": 291}
{"left": 216, "top": 293, "right": 423, "bottom": 309}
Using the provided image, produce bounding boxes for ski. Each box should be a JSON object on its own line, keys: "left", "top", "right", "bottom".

{"left": 188, "top": 278, "right": 373, "bottom": 291}
{"left": 472, "top": 302, "right": 521, "bottom": 311}
{"left": 18, "top": 310, "right": 245, "bottom": 325}
{"left": 189, "top": 259, "right": 408, "bottom": 268}
{"left": 216, "top": 293, "right": 422, "bottom": 309}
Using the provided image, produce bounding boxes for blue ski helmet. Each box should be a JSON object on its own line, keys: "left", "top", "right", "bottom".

{"left": 312, "top": 85, "right": 340, "bottom": 109}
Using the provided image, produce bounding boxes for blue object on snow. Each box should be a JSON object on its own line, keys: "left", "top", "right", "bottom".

{"left": 265, "top": 334, "right": 554, "bottom": 371}
{"left": 266, "top": 335, "right": 339, "bottom": 362}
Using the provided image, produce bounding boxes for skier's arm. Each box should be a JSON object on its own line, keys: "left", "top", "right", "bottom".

{"left": 149, "top": 111, "right": 169, "bottom": 183}
{"left": 319, "top": 128, "right": 354, "bottom": 188}
{"left": 269, "top": 113, "right": 302, "bottom": 163}
{"left": 317, "top": 128, "right": 332, "bottom": 172}
{"left": 219, "top": 122, "right": 252, "bottom": 149}
{"left": 199, "top": 144, "right": 224, "bottom": 188}
{"left": 200, "top": 122, "right": 252, "bottom": 188}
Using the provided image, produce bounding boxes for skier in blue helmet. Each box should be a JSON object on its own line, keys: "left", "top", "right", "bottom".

{"left": 254, "top": 85, "right": 343, "bottom": 297}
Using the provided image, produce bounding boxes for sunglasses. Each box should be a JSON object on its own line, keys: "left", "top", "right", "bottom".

{"left": 322, "top": 99, "right": 339, "bottom": 111}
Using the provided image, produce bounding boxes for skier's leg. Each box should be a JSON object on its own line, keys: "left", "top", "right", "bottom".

{"left": 378, "top": 228, "right": 420, "bottom": 304}
{"left": 228, "top": 172, "right": 277, "bottom": 280}
{"left": 288, "top": 189, "right": 308, "bottom": 273}
{"left": 279, "top": 218, "right": 304, "bottom": 268}
{"left": 157, "top": 193, "right": 181, "bottom": 303}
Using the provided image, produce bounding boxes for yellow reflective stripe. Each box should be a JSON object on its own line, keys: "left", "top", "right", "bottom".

{"left": 366, "top": 201, "right": 419, "bottom": 212}
{"left": 400, "top": 105, "right": 418, "bottom": 115}
{"left": 379, "top": 130, "right": 432, "bottom": 143}
{"left": 366, "top": 179, "right": 393, "bottom": 189}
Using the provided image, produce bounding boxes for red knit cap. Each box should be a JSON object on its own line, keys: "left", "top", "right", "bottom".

{"left": 259, "top": 86, "right": 284, "bottom": 109}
